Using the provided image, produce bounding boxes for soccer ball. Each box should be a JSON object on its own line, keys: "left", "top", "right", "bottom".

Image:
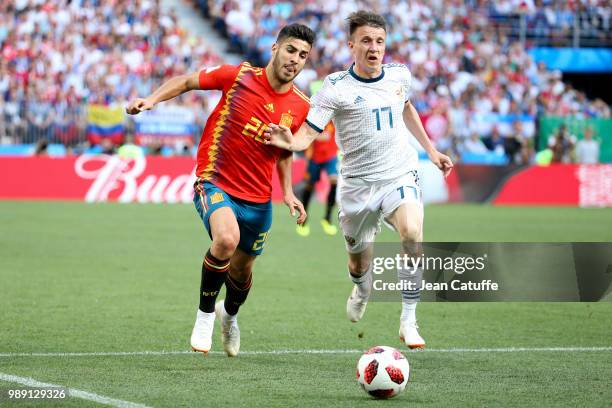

{"left": 356, "top": 345, "right": 410, "bottom": 399}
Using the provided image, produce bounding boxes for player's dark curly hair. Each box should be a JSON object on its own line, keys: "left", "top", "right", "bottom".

{"left": 346, "top": 10, "right": 387, "bottom": 37}
{"left": 276, "top": 23, "right": 316, "bottom": 46}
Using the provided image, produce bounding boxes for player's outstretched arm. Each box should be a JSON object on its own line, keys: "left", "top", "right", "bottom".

{"left": 403, "top": 101, "right": 454, "bottom": 177}
{"left": 126, "top": 72, "right": 201, "bottom": 115}
{"left": 263, "top": 122, "right": 320, "bottom": 152}
{"left": 276, "top": 153, "right": 307, "bottom": 224}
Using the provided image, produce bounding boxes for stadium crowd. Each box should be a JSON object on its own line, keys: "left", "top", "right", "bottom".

{"left": 1, "top": 0, "right": 610, "bottom": 164}
{"left": 0, "top": 0, "right": 221, "bottom": 150}
{"left": 206, "top": 0, "right": 610, "bottom": 163}
{"left": 489, "top": 0, "right": 611, "bottom": 46}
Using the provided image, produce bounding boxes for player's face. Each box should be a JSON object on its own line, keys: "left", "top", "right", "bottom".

{"left": 271, "top": 38, "right": 312, "bottom": 84}
{"left": 348, "top": 25, "right": 386, "bottom": 77}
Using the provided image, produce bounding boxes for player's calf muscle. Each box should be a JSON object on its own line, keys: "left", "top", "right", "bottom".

{"left": 229, "top": 264, "right": 252, "bottom": 282}
{"left": 229, "top": 251, "right": 255, "bottom": 282}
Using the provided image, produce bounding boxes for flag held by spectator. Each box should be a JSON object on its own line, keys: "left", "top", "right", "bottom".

{"left": 87, "top": 105, "right": 125, "bottom": 145}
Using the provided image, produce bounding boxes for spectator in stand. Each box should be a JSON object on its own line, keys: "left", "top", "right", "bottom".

{"left": 34, "top": 138, "right": 48, "bottom": 156}
{"left": 100, "top": 138, "right": 116, "bottom": 155}
{"left": 423, "top": 98, "right": 451, "bottom": 154}
{"left": 462, "top": 133, "right": 489, "bottom": 155}
{"left": 504, "top": 121, "right": 530, "bottom": 164}
{"left": 448, "top": 98, "right": 470, "bottom": 140}
{"left": 549, "top": 124, "right": 576, "bottom": 163}
{"left": 0, "top": 97, "right": 6, "bottom": 144}
{"left": 53, "top": 90, "right": 81, "bottom": 149}
{"left": 3, "top": 87, "right": 26, "bottom": 143}
{"left": 25, "top": 89, "right": 54, "bottom": 143}
{"left": 483, "top": 126, "right": 506, "bottom": 156}
{"left": 591, "top": 98, "right": 611, "bottom": 118}
{"left": 575, "top": 126, "right": 600, "bottom": 164}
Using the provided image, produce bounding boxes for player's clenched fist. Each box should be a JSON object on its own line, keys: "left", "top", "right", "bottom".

{"left": 428, "top": 150, "right": 454, "bottom": 177}
{"left": 126, "top": 98, "right": 155, "bottom": 115}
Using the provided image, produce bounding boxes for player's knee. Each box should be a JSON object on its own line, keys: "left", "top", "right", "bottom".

{"left": 348, "top": 258, "right": 370, "bottom": 276}
{"left": 397, "top": 221, "right": 421, "bottom": 245}
{"left": 212, "top": 232, "right": 239, "bottom": 258}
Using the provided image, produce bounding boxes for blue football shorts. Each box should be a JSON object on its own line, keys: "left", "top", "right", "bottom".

{"left": 305, "top": 156, "right": 339, "bottom": 184}
{"left": 193, "top": 180, "right": 272, "bottom": 256}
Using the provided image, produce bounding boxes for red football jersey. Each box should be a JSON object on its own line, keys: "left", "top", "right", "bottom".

{"left": 196, "top": 62, "right": 310, "bottom": 203}
{"left": 311, "top": 122, "right": 337, "bottom": 164}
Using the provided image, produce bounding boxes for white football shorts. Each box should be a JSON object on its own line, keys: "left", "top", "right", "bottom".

{"left": 338, "top": 170, "right": 423, "bottom": 253}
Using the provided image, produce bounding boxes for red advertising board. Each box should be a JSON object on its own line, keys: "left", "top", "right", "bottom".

{"left": 1, "top": 157, "right": 610, "bottom": 207}
{"left": 493, "top": 164, "right": 612, "bottom": 207}
{"left": 0, "top": 156, "right": 308, "bottom": 203}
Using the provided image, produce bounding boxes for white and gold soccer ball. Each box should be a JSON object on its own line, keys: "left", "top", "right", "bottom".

{"left": 356, "top": 345, "right": 410, "bottom": 399}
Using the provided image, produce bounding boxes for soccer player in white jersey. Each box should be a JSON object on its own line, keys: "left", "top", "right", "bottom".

{"left": 264, "top": 11, "right": 453, "bottom": 348}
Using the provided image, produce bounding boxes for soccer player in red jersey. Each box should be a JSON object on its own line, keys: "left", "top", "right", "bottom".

{"left": 296, "top": 122, "right": 339, "bottom": 237}
{"left": 126, "top": 24, "right": 316, "bottom": 356}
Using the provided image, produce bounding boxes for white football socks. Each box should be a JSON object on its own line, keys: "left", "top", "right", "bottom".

{"left": 349, "top": 269, "right": 371, "bottom": 297}
{"left": 401, "top": 302, "right": 417, "bottom": 323}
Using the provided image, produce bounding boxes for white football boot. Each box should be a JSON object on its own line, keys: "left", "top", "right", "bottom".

{"left": 190, "top": 309, "right": 215, "bottom": 353}
{"left": 399, "top": 320, "right": 426, "bottom": 349}
{"left": 215, "top": 300, "right": 240, "bottom": 357}
{"left": 346, "top": 273, "right": 372, "bottom": 322}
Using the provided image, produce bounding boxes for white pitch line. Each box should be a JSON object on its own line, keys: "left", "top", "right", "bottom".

{"left": 0, "top": 346, "right": 611, "bottom": 358}
{"left": 0, "top": 372, "right": 151, "bottom": 408}
{"left": 418, "top": 347, "right": 612, "bottom": 353}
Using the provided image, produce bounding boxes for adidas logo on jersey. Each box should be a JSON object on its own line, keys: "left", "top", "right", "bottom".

{"left": 354, "top": 96, "right": 365, "bottom": 104}
{"left": 264, "top": 103, "right": 275, "bottom": 112}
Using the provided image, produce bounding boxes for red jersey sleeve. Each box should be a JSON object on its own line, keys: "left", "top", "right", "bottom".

{"left": 198, "top": 64, "right": 241, "bottom": 92}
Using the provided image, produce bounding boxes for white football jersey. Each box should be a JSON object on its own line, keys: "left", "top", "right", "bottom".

{"left": 306, "top": 63, "right": 419, "bottom": 182}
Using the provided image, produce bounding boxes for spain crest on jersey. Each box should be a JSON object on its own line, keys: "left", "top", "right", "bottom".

{"left": 280, "top": 111, "right": 293, "bottom": 128}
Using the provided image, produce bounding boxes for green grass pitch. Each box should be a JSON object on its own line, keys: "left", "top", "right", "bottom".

{"left": 1, "top": 202, "right": 611, "bottom": 407}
